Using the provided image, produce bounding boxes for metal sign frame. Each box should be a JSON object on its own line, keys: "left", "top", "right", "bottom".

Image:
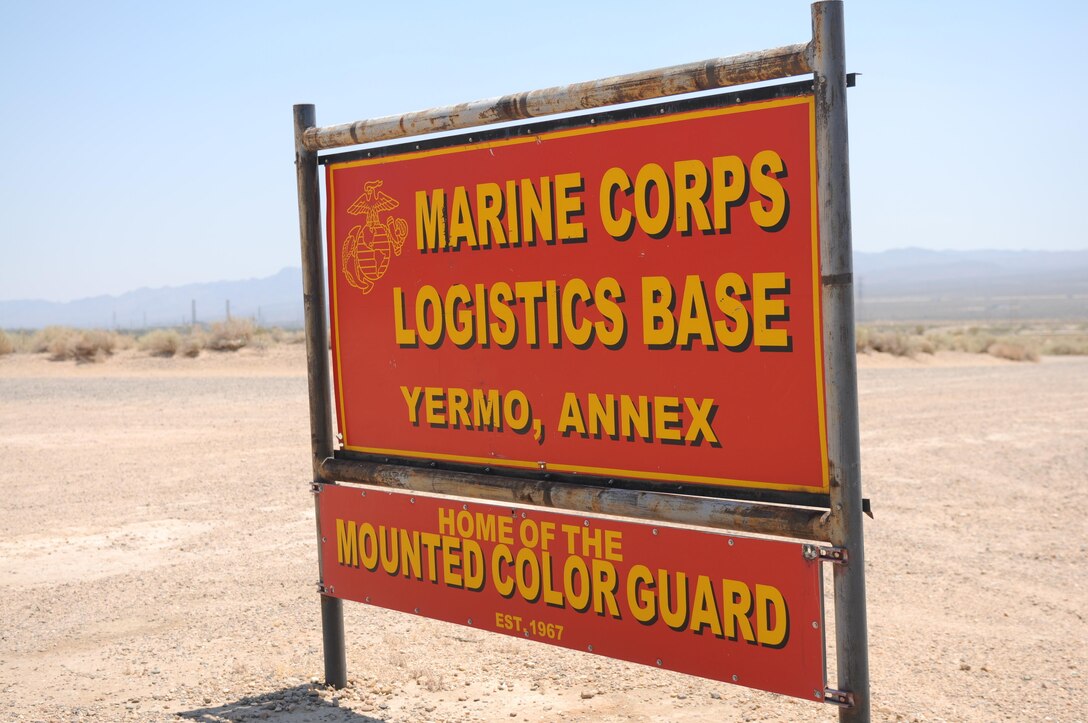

{"left": 293, "top": 2, "right": 868, "bottom": 719}
{"left": 319, "top": 78, "right": 848, "bottom": 510}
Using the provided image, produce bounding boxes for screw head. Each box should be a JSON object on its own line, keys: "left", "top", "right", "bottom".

{"left": 652, "top": 528, "right": 658, "bottom": 536}
{"left": 587, "top": 644, "right": 594, "bottom": 652}
{"left": 727, "top": 538, "right": 735, "bottom": 546}
{"left": 655, "top": 658, "right": 662, "bottom": 666}
{"left": 812, "top": 621, "right": 820, "bottom": 629}
{"left": 731, "top": 674, "right": 739, "bottom": 682}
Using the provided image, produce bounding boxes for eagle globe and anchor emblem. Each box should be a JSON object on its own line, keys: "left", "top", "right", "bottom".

{"left": 341, "top": 180, "right": 409, "bottom": 294}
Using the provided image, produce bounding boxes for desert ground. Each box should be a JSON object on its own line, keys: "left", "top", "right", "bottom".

{"left": 1, "top": 344, "right": 1084, "bottom": 722}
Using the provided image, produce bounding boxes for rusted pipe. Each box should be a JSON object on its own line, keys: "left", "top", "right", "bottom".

{"left": 812, "top": 1, "right": 871, "bottom": 719}
{"left": 303, "top": 43, "right": 812, "bottom": 151}
{"left": 320, "top": 458, "right": 831, "bottom": 542}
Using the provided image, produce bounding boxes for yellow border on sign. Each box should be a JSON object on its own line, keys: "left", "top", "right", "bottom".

{"left": 327, "top": 95, "right": 829, "bottom": 494}
{"left": 327, "top": 167, "right": 349, "bottom": 444}
{"left": 807, "top": 97, "right": 830, "bottom": 492}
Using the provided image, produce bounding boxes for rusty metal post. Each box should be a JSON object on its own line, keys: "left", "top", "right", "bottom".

{"left": 811, "top": 2, "right": 870, "bottom": 720}
{"left": 294, "top": 103, "right": 347, "bottom": 689}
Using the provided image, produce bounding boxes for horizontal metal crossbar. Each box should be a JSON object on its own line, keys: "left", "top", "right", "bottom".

{"left": 318, "top": 458, "right": 832, "bottom": 542}
{"left": 302, "top": 43, "right": 812, "bottom": 151}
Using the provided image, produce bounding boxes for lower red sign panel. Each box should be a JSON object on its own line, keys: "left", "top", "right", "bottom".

{"left": 318, "top": 484, "right": 825, "bottom": 701}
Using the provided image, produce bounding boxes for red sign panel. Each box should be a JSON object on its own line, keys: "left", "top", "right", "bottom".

{"left": 326, "top": 96, "right": 827, "bottom": 493}
{"left": 319, "top": 484, "right": 825, "bottom": 700}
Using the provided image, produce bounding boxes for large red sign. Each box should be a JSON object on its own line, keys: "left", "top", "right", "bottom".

{"left": 326, "top": 96, "right": 827, "bottom": 493}
{"left": 319, "top": 484, "right": 825, "bottom": 700}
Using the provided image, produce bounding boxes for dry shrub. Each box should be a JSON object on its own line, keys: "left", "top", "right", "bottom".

{"left": 856, "top": 325, "right": 938, "bottom": 357}
{"left": 140, "top": 329, "right": 182, "bottom": 357}
{"left": 868, "top": 331, "right": 924, "bottom": 358}
{"left": 959, "top": 333, "right": 996, "bottom": 354}
{"left": 206, "top": 319, "right": 254, "bottom": 351}
{"left": 262, "top": 327, "right": 305, "bottom": 345}
{"left": 247, "top": 332, "right": 270, "bottom": 351}
{"left": 1042, "top": 338, "right": 1088, "bottom": 355}
{"left": 245, "top": 326, "right": 304, "bottom": 349}
{"left": 139, "top": 329, "right": 204, "bottom": 358}
{"left": 30, "top": 326, "right": 76, "bottom": 354}
{"left": 179, "top": 335, "right": 203, "bottom": 358}
{"left": 0, "top": 330, "right": 13, "bottom": 356}
{"left": 854, "top": 326, "right": 870, "bottom": 353}
{"left": 3, "top": 330, "right": 33, "bottom": 353}
{"left": 928, "top": 330, "right": 995, "bottom": 354}
{"left": 50, "top": 330, "right": 120, "bottom": 363}
{"left": 987, "top": 342, "right": 1039, "bottom": 362}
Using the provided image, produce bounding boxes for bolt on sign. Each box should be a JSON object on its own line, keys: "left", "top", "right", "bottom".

{"left": 318, "top": 484, "right": 825, "bottom": 700}
{"left": 325, "top": 95, "right": 828, "bottom": 495}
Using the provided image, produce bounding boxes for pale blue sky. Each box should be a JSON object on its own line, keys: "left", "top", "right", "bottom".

{"left": 1, "top": 1, "right": 1085, "bottom": 302}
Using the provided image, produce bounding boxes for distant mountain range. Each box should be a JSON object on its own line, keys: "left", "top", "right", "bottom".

{"left": 853, "top": 248, "right": 1088, "bottom": 321}
{"left": 0, "top": 267, "right": 304, "bottom": 330}
{"left": 1, "top": 249, "right": 1086, "bottom": 329}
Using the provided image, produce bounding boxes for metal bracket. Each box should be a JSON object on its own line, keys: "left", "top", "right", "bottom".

{"left": 802, "top": 544, "right": 849, "bottom": 564}
{"left": 824, "top": 688, "right": 855, "bottom": 708}
{"left": 316, "top": 581, "right": 334, "bottom": 595}
{"left": 310, "top": 481, "right": 323, "bottom": 494}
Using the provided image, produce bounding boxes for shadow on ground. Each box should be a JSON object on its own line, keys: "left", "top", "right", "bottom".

{"left": 176, "top": 684, "right": 379, "bottom": 722}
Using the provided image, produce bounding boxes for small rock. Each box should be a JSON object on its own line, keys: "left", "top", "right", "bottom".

{"left": 580, "top": 691, "right": 595, "bottom": 699}
{"left": 959, "top": 663, "right": 971, "bottom": 671}
{"left": 710, "top": 692, "right": 721, "bottom": 700}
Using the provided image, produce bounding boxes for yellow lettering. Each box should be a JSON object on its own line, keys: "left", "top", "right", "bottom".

{"left": 415, "top": 189, "right": 446, "bottom": 251}
{"left": 750, "top": 150, "right": 787, "bottom": 230}
{"left": 712, "top": 155, "right": 747, "bottom": 232}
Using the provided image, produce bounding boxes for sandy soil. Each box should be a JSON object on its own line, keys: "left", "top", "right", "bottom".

{"left": 1, "top": 346, "right": 1084, "bottom": 722}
